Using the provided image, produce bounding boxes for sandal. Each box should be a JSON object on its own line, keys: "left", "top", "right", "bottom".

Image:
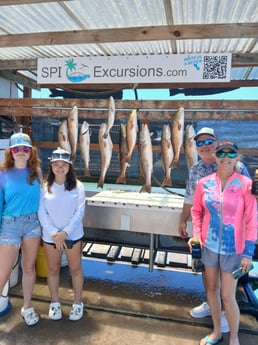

{"left": 200, "top": 335, "right": 223, "bottom": 345}
{"left": 49, "top": 302, "right": 62, "bottom": 321}
{"left": 21, "top": 307, "right": 39, "bottom": 326}
{"left": 69, "top": 302, "right": 84, "bottom": 321}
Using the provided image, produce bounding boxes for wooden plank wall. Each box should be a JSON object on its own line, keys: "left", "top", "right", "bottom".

{"left": 0, "top": 98, "right": 257, "bottom": 155}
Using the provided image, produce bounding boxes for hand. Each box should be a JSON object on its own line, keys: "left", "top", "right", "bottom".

{"left": 240, "top": 257, "right": 253, "bottom": 274}
{"left": 187, "top": 237, "right": 202, "bottom": 253}
{"left": 52, "top": 231, "right": 67, "bottom": 250}
{"left": 178, "top": 221, "right": 189, "bottom": 238}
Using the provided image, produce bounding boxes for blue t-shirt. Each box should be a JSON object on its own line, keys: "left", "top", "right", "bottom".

{"left": 0, "top": 167, "right": 40, "bottom": 220}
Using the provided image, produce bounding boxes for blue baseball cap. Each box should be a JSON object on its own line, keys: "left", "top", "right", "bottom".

{"left": 9, "top": 133, "right": 32, "bottom": 148}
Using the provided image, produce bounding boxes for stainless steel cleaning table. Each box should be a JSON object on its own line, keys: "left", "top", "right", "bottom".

{"left": 84, "top": 190, "right": 192, "bottom": 271}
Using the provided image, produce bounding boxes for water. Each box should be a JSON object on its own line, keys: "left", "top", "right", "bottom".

{"left": 82, "top": 257, "right": 205, "bottom": 294}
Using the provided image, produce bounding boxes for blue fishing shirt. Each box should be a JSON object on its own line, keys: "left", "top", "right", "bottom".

{"left": 0, "top": 167, "right": 40, "bottom": 222}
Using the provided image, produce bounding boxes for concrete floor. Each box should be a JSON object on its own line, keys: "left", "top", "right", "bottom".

{"left": 1, "top": 259, "right": 258, "bottom": 345}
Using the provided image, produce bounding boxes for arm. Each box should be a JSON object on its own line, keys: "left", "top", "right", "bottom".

{"left": 38, "top": 188, "right": 60, "bottom": 237}
{"left": 178, "top": 203, "right": 192, "bottom": 238}
{"left": 62, "top": 181, "right": 85, "bottom": 237}
{"left": 242, "top": 182, "right": 257, "bottom": 258}
{"left": 0, "top": 174, "right": 4, "bottom": 224}
{"left": 189, "top": 181, "right": 204, "bottom": 249}
{"left": 178, "top": 167, "right": 196, "bottom": 238}
{"left": 239, "top": 179, "right": 257, "bottom": 273}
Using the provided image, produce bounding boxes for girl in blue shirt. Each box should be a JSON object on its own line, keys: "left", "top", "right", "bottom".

{"left": 0, "top": 132, "right": 42, "bottom": 326}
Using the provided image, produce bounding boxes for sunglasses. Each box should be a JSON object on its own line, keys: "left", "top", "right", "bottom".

{"left": 196, "top": 139, "right": 215, "bottom": 147}
{"left": 51, "top": 153, "right": 71, "bottom": 162}
{"left": 216, "top": 151, "right": 238, "bottom": 159}
{"left": 11, "top": 146, "right": 31, "bottom": 154}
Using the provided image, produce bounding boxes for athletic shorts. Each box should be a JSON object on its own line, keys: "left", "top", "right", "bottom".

{"left": 0, "top": 213, "right": 42, "bottom": 246}
{"left": 202, "top": 246, "right": 242, "bottom": 273}
{"left": 43, "top": 236, "right": 84, "bottom": 249}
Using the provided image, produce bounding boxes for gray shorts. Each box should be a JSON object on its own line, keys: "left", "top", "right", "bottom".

{"left": 0, "top": 213, "right": 42, "bottom": 246}
{"left": 202, "top": 246, "right": 242, "bottom": 273}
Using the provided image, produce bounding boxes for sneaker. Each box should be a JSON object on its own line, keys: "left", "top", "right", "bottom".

{"left": 21, "top": 307, "right": 39, "bottom": 326}
{"left": 190, "top": 302, "right": 211, "bottom": 318}
{"left": 49, "top": 302, "right": 62, "bottom": 321}
{"left": 69, "top": 302, "right": 83, "bottom": 321}
{"left": 221, "top": 311, "right": 230, "bottom": 333}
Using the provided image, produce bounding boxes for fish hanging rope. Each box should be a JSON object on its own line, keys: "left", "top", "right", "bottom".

{"left": 152, "top": 174, "right": 185, "bottom": 197}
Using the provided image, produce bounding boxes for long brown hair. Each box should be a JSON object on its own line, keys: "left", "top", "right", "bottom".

{"left": 0, "top": 147, "right": 42, "bottom": 184}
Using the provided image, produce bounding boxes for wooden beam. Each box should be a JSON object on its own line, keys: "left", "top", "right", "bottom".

{"left": 0, "top": 109, "right": 256, "bottom": 121}
{"left": 33, "top": 142, "right": 258, "bottom": 157}
{"left": 0, "top": 23, "right": 257, "bottom": 48}
{"left": 0, "top": 99, "right": 257, "bottom": 121}
{"left": 0, "top": 98, "right": 257, "bottom": 110}
{"left": 0, "top": 59, "right": 37, "bottom": 70}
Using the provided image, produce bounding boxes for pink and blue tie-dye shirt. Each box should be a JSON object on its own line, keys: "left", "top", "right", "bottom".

{"left": 191, "top": 172, "right": 257, "bottom": 258}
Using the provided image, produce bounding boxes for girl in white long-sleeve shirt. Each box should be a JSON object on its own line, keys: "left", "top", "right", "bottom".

{"left": 38, "top": 148, "right": 85, "bottom": 322}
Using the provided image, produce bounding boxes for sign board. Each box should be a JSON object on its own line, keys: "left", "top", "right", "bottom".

{"left": 37, "top": 53, "right": 232, "bottom": 85}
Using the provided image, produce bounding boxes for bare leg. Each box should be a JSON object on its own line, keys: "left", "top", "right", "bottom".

{"left": 200, "top": 266, "right": 222, "bottom": 344}
{"left": 221, "top": 271, "right": 240, "bottom": 345}
{"left": 21, "top": 237, "right": 41, "bottom": 310}
{"left": 65, "top": 241, "right": 84, "bottom": 305}
{"left": 44, "top": 243, "right": 62, "bottom": 302}
{"left": 0, "top": 244, "right": 20, "bottom": 294}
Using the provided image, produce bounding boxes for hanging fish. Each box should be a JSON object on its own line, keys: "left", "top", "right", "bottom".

{"left": 170, "top": 106, "right": 184, "bottom": 169}
{"left": 139, "top": 122, "right": 153, "bottom": 193}
{"left": 67, "top": 105, "right": 78, "bottom": 161}
{"left": 58, "top": 120, "right": 71, "bottom": 154}
{"left": 184, "top": 124, "right": 198, "bottom": 170}
{"left": 125, "top": 109, "right": 138, "bottom": 164}
{"left": 103, "top": 96, "right": 115, "bottom": 139}
{"left": 79, "top": 121, "right": 91, "bottom": 177}
{"left": 161, "top": 124, "right": 174, "bottom": 187}
{"left": 116, "top": 123, "right": 129, "bottom": 184}
{"left": 97, "top": 123, "right": 113, "bottom": 188}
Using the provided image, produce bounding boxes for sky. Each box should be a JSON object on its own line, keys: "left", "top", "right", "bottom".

{"left": 30, "top": 86, "right": 258, "bottom": 100}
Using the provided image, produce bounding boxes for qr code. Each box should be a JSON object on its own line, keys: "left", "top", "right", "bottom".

{"left": 203, "top": 55, "right": 228, "bottom": 80}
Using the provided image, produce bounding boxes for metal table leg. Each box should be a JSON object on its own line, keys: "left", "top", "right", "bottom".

{"left": 149, "top": 233, "right": 154, "bottom": 272}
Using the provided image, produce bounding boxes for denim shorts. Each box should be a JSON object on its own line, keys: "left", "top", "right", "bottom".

{"left": 0, "top": 213, "right": 42, "bottom": 245}
{"left": 202, "top": 246, "right": 242, "bottom": 273}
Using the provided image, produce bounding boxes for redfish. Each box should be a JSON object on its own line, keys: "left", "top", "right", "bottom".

{"left": 139, "top": 123, "right": 153, "bottom": 193}
{"left": 170, "top": 107, "right": 184, "bottom": 169}
{"left": 97, "top": 123, "right": 113, "bottom": 188}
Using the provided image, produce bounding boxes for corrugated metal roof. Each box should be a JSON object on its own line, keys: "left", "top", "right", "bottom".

{"left": 0, "top": 0, "right": 257, "bottom": 87}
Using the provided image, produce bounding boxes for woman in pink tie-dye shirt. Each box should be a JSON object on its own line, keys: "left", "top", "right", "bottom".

{"left": 189, "top": 141, "right": 257, "bottom": 345}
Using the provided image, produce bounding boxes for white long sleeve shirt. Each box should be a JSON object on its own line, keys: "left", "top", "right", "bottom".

{"left": 38, "top": 180, "right": 85, "bottom": 242}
